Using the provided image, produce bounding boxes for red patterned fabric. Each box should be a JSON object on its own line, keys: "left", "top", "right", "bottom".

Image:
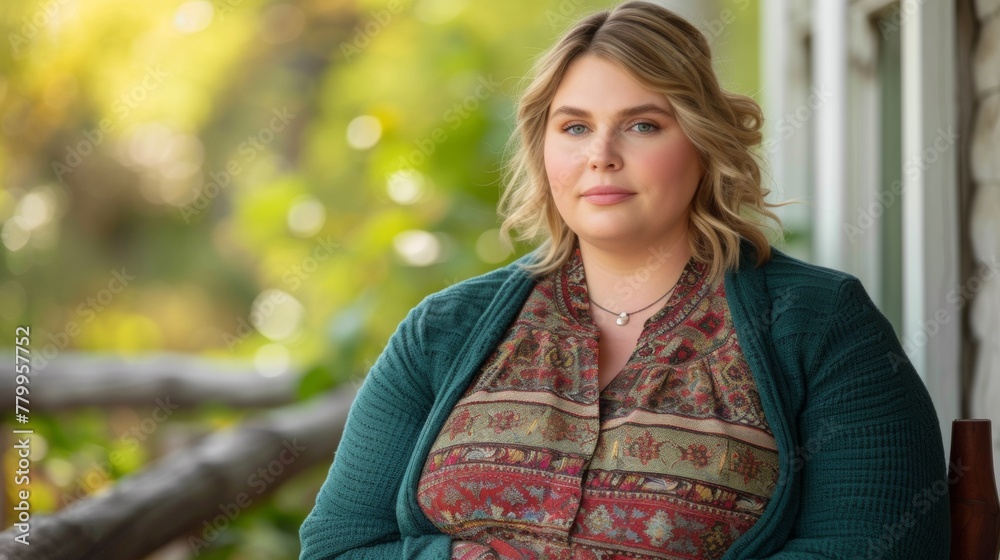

{"left": 416, "top": 249, "right": 778, "bottom": 559}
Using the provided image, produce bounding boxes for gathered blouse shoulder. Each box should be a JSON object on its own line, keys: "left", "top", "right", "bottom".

{"left": 416, "top": 249, "right": 779, "bottom": 559}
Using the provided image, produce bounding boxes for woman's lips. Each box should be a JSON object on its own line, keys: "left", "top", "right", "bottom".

{"left": 581, "top": 186, "right": 635, "bottom": 206}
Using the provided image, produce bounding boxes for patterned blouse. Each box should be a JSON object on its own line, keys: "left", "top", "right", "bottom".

{"left": 416, "top": 249, "right": 779, "bottom": 559}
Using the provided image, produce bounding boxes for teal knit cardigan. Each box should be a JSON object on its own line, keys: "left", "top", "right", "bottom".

{"left": 299, "top": 245, "right": 949, "bottom": 559}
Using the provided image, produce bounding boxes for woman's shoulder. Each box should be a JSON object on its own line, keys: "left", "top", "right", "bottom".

{"left": 411, "top": 252, "right": 539, "bottom": 329}
{"left": 759, "top": 245, "right": 859, "bottom": 285}
{"left": 738, "top": 243, "right": 868, "bottom": 309}
{"left": 728, "top": 242, "right": 882, "bottom": 337}
{"left": 425, "top": 253, "right": 536, "bottom": 303}
{"left": 737, "top": 244, "right": 896, "bottom": 351}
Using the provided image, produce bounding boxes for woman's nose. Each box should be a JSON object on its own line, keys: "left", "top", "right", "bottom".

{"left": 587, "top": 133, "right": 622, "bottom": 171}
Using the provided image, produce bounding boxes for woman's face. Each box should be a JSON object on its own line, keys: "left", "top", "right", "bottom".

{"left": 543, "top": 54, "right": 703, "bottom": 255}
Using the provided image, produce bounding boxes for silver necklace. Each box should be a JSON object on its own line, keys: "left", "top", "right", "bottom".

{"left": 590, "top": 285, "right": 677, "bottom": 326}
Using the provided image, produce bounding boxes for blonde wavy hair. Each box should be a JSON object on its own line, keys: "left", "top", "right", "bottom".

{"left": 500, "top": 0, "right": 782, "bottom": 282}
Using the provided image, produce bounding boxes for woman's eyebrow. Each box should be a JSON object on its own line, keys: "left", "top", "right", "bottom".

{"left": 548, "top": 103, "right": 674, "bottom": 121}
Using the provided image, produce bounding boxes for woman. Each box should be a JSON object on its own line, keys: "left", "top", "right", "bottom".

{"left": 299, "top": 2, "right": 949, "bottom": 558}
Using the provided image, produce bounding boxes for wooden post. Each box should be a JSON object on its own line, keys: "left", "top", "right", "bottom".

{"left": 950, "top": 419, "right": 1000, "bottom": 559}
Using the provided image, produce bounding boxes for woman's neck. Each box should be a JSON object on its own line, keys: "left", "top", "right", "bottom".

{"left": 577, "top": 233, "right": 692, "bottom": 315}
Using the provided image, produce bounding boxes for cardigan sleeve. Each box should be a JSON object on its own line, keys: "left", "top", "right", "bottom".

{"left": 760, "top": 277, "right": 950, "bottom": 559}
{"left": 298, "top": 302, "right": 453, "bottom": 559}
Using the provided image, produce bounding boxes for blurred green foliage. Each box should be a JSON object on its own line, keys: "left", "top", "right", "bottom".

{"left": 0, "top": 0, "right": 759, "bottom": 557}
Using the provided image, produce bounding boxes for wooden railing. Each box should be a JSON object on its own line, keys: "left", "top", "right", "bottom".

{"left": 0, "top": 353, "right": 356, "bottom": 559}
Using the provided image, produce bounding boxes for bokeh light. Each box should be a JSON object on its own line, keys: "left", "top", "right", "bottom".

{"left": 475, "top": 228, "right": 511, "bottom": 263}
{"left": 287, "top": 195, "right": 327, "bottom": 237}
{"left": 393, "top": 230, "right": 444, "bottom": 266}
{"left": 16, "top": 188, "right": 58, "bottom": 230}
{"left": 250, "top": 289, "right": 305, "bottom": 341}
{"left": 414, "top": 0, "right": 468, "bottom": 24}
{"left": 346, "top": 115, "right": 382, "bottom": 150}
{"left": 1, "top": 217, "right": 30, "bottom": 251}
{"left": 255, "top": 343, "right": 291, "bottom": 377}
{"left": 174, "top": 1, "right": 214, "bottom": 34}
{"left": 386, "top": 169, "right": 427, "bottom": 205}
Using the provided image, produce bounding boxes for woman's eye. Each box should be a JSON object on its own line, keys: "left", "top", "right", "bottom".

{"left": 563, "top": 124, "right": 588, "bottom": 135}
{"left": 632, "top": 122, "right": 657, "bottom": 133}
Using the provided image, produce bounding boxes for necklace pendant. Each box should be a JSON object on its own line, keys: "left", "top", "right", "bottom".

{"left": 615, "top": 312, "right": 629, "bottom": 326}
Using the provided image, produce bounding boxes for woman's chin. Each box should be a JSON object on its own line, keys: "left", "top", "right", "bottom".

{"left": 575, "top": 229, "right": 646, "bottom": 250}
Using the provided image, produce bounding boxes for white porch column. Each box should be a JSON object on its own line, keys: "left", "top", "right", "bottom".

{"left": 812, "top": 1, "right": 849, "bottom": 269}
{"left": 969, "top": 0, "right": 1000, "bottom": 483}
{"left": 901, "top": 0, "right": 961, "bottom": 449}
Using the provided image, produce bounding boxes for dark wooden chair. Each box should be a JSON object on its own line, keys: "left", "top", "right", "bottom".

{"left": 949, "top": 419, "right": 1000, "bottom": 559}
